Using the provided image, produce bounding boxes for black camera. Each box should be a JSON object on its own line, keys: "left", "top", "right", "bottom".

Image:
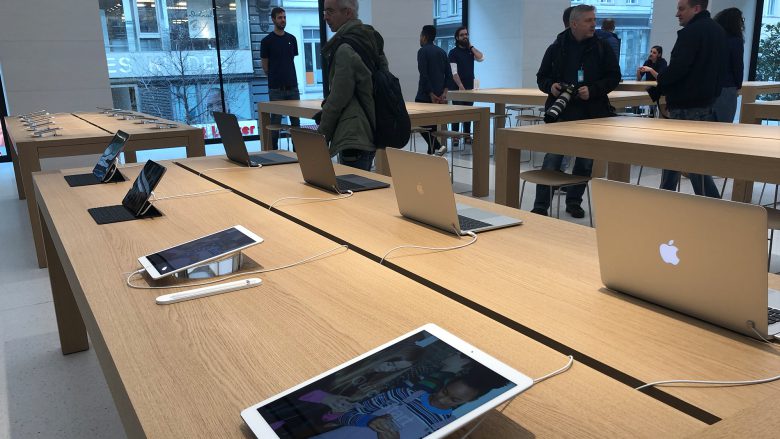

{"left": 544, "top": 82, "right": 577, "bottom": 123}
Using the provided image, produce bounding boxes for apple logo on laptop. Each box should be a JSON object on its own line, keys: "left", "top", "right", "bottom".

{"left": 659, "top": 240, "right": 680, "bottom": 266}
{"left": 416, "top": 182, "right": 425, "bottom": 196}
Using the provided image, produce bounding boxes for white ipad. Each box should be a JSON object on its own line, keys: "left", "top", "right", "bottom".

{"left": 241, "top": 324, "right": 533, "bottom": 439}
{"left": 138, "top": 225, "right": 263, "bottom": 280}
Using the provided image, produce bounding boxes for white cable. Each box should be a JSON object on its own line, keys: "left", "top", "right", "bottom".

{"left": 268, "top": 190, "right": 354, "bottom": 211}
{"left": 533, "top": 355, "right": 575, "bottom": 384}
{"left": 125, "top": 244, "right": 348, "bottom": 290}
{"left": 380, "top": 231, "right": 478, "bottom": 265}
{"left": 636, "top": 322, "right": 779, "bottom": 391}
{"left": 150, "top": 188, "right": 230, "bottom": 202}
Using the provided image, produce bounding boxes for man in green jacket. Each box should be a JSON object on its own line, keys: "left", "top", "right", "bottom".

{"left": 320, "top": 0, "right": 387, "bottom": 171}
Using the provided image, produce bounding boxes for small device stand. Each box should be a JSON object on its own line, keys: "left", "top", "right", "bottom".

{"left": 65, "top": 159, "right": 126, "bottom": 187}
{"left": 173, "top": 252, "right": 247, "bottom": 280}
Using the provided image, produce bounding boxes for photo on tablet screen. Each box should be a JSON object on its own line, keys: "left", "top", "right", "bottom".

{"left": 253, "top": 328, "right": 520, "bottom": 439}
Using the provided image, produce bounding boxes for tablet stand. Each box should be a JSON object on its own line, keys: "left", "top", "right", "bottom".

{"left": 459, "top": 395, "right": 519, "bottom": 438}
{"left": 173, "top": 252, "right": 245, "bottom": 280}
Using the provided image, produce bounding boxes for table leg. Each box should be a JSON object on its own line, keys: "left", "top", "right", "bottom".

{"left": 260, "top": 111, "right": 272, "bottom": 151}
{"left": 606, "top": 162, "right": 631, "bottom": 183}
{"left": 472, "top": 107, "right": 490, "bottom": 197}
{"left": 494, "top": 129, "right": 521, "bottom": 208}
{"left": 738, "top": 89, "right": 759, "bottom": 124}
{"left": 186, "top": 129, "right": 206, "bottom": 158}
{"left": 374, "top": 149, "right": 390, "bottom": 176}
{"left": 493, "top": 103, "right": 507, "bottom": 148}
{"left": 731, "top": 179, "right": 754, "bottom": 203}
{"left": 21, "top": 148, "right": 47, "bottom": 268}
{"left": 11, "top": 143, "right": 24, "bottom": 200}
{"left": 123, "top": 150, "right": 137, "bottom": 164}
{"left": 40, "top": 207, "right": 89, "bottom": 354}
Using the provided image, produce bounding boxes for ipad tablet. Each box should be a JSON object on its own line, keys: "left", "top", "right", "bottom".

{"left": 138, "top": 225, "right": 263, "bottom": 280}
{"left": 122, "top": 160, "right": 166, "bottom": 217}
{"left": 241, "top": 324, "right": 533, "bottom": 439}
{"left": 93, "top": 130, "right": 130, "bottom": 182}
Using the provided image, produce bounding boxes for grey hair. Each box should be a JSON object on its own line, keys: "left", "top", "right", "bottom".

{"left": 338, "top": 0, "right": 359, "bottom": 16}
{"left": 570, "top": 4, "right": 596, "bottom": 24}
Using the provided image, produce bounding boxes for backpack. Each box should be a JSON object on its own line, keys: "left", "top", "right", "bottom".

{"left": 336, "top": 36, "right": 411, "bottom": 149}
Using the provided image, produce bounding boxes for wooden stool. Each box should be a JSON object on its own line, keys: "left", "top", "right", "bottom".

{"left": 409, "top": 126, "right": 432, "bottom": 153}
{"left": 431, "top": 130, "right": 472, "bottom": 183}
{"left": 267, "top": 123, "right": 293, "bottom": 150}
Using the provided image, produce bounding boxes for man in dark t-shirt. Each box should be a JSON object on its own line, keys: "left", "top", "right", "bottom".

{"left": 448, "top": 26, "right": 484, "bottom": 145}
{"left": 260, "top": 7, "right": 300, "bottom": 150}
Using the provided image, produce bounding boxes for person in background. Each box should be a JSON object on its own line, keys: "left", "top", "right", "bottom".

{"left": 595, "top": 19, "right": 621, "bottom": 66}
{"left": 448, "top": 27, "right": 484, "bottom": 148}
{"left": 712, "top": 7, "right": 745, "bottom": 123}
{"left": 260, "top": 7, "right": 301, "bottom": 150}
{"left": 415, "top": 25, "right": 452, "bottom": 155}
{"left": 319, "top": 0, "right": 387, "bottom": 171}
{"left": 532, "top": 4, "right": 621, "bottom": 218}
{"left": 654, "top": 0, "right": 726, "bottom": 198}
{"left": 636, "top": 45, "right": 667, "bottom": 80}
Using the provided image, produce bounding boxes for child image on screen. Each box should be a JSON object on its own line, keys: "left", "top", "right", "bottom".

{"left": 311, "top": 363, "right": 509, "bottom": 439}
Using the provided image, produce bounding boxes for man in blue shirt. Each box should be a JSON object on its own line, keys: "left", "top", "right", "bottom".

{"left": 260, "top": 7, "right": 300, "bottom": 150}
{"left": 416, "top": 25, "right": 452, "bottom": 155}
{"left": 448, "top": 27, "right": 484, "bottom": 146}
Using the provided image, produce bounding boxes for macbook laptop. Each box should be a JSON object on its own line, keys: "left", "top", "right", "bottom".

{"left": 289, "top": 128, "right": 390, "bottom": 193}
{"left": 213, "top": 111, "right": 298, "bottom": 167}
{"left": 592, "top": 178, "right": 780, "bottom": 340}
{"left": 385, "top": 148, "right": 522, "bottom": 236}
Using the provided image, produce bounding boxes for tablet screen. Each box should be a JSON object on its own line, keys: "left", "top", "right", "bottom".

{"left": 145, "top": 227, "right": 257, "bottom": 276}
{"left": 93, "top": 131, "right": 129, "bottom": 181}
{"left": 122, "top": 160, "right": 166, "bottom": 216}
{"left": 256, "top": 330, "right": 518, "bottom": 438}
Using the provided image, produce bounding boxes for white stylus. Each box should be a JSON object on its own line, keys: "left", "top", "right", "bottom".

{"left": 155, "top": 278, "right": 262, "bottom": 305}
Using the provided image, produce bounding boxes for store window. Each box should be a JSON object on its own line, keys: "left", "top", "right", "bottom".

{"left": 756, "top": 0, "right": 780, "bottom": 100}
{"left": 303, "top": 28, "right": 323, "bottom": 88}
{"left": 434, "top": 0, "right": 464, "bottom": 53}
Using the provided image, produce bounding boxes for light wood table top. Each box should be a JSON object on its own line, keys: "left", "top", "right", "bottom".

{"left": 257, "top": 99, "right": 491, "bottom": 197}
{"left": 615, "top": 80, "right": 657, "bottom": 92}
{"left": 32, "top": 163, "right": 704, "bottom": 438}
{"left": 741, "top": 100, "right": 780, "bottom": 124}
{"left": 448, "top": 88, "right": 654, "bottom": 108}
{"left": 494, "top": 117, "right": 780, "bottom": 207}
{"left": 5, "top": 111, "right": 205, "bottom": 269}
{"left": 179, "top": 155, "right": 780, "bottom": 424}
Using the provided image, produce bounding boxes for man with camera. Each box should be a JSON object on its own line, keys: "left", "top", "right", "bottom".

{"left": 532, "top": 4, "right": 621, "bottom": 218}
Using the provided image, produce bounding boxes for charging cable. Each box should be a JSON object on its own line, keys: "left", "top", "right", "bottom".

{"left": 380, "top": 230, "right": 478, "bottom": 265}
{"left": 459, "top": 355, "right": 574, "bottom": 438}
{"left": 125, "top": 244, "right": 348, "bottom": 290}
{"left": 268, "top": 190, "right": 354, "bottom": 211}
{"left": 636, "top": 321, "right": 778, "bottom": 391}
{"left": 150, "top": 188, "right": 230, "bottom": 202}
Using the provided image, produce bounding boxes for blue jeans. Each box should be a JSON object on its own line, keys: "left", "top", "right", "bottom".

{"left": 338, "top": 149, "right": 376, "bottom": 172}
{"left": 712, "top": 87, "right": 738, "bottom": 123}
{"left": 269, "top": 87, "right": 301, "bottom": 150}
{"left": 660, "top": 106, "right": 720, "bottom": 198}
{"left": 533, "top": 154, "right": 593, "bottom": 211}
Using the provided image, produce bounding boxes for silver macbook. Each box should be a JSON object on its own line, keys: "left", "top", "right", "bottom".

{"left": 213, "top": 111, "right": 298, "bottom": 167}
{"left": 290, "top": 128, "right": 389, "bottom": 193}
{"left": 592, "top": 178, "right": 780, "bottom": 340}
{"left": 385, "top": 148, "right": 522, "bottom": 235}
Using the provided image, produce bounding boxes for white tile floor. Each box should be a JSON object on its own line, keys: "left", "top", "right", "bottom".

{"left": 0, "top": 137, "right": 778, "bottom": 437}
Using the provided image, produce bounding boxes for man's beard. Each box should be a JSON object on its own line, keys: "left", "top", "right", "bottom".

{"left": 457, "top": 39, "right": 469, "bottom": 48}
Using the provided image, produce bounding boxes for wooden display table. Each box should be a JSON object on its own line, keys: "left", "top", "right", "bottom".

{"left": 257, "top": 99, "right": 491, "bottom": 197}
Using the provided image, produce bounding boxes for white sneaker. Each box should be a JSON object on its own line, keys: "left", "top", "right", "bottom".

{"left": 435, "top": 145, "right": 448, "bottom": 156}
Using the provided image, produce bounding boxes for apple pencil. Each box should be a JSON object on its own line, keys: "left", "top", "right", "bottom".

{"left": 155, "top": 278, "right": 262, "bottom": 305}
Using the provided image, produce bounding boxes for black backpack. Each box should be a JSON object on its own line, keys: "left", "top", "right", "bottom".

{"left": 337, "top": 36, "right": 411, "bottom": 149}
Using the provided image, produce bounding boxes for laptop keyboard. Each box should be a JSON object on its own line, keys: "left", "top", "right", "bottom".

{"left": 335, "top": 179, "right": 365, "bottom": 191}
{"left": 769, "top": 307, "right": 780, "bottom": 325}
{"left": 458, "top": 215, "right": 492, "bottom": 231}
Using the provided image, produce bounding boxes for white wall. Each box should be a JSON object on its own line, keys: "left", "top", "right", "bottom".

{"left": 359, "top": 0, "right": 432, "bottom": 100}
{"left": 0, "top": 0, "right": 112, "bottom": 115}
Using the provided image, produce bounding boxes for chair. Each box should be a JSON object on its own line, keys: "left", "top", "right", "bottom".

{"left": 767, "top": 187, "right": 780, "bottom": 271}
{"left": 518, "top": 169, "right": 593, "bottom": 227}
{"left": 267, "top": 123, "right": 293, "bottom": 150}
{"left": 430, "top": 130, "right": 472, "bottom": 184}
{"left": 409, "top": 126, "right": 432, "bottom": 153}
{"left": 514, "top": 114, "right": 545, "bottom": 168}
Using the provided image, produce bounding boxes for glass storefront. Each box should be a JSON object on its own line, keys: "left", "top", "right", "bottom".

{"left": 98, "top": 0, "right": 323, "bottom": 141}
